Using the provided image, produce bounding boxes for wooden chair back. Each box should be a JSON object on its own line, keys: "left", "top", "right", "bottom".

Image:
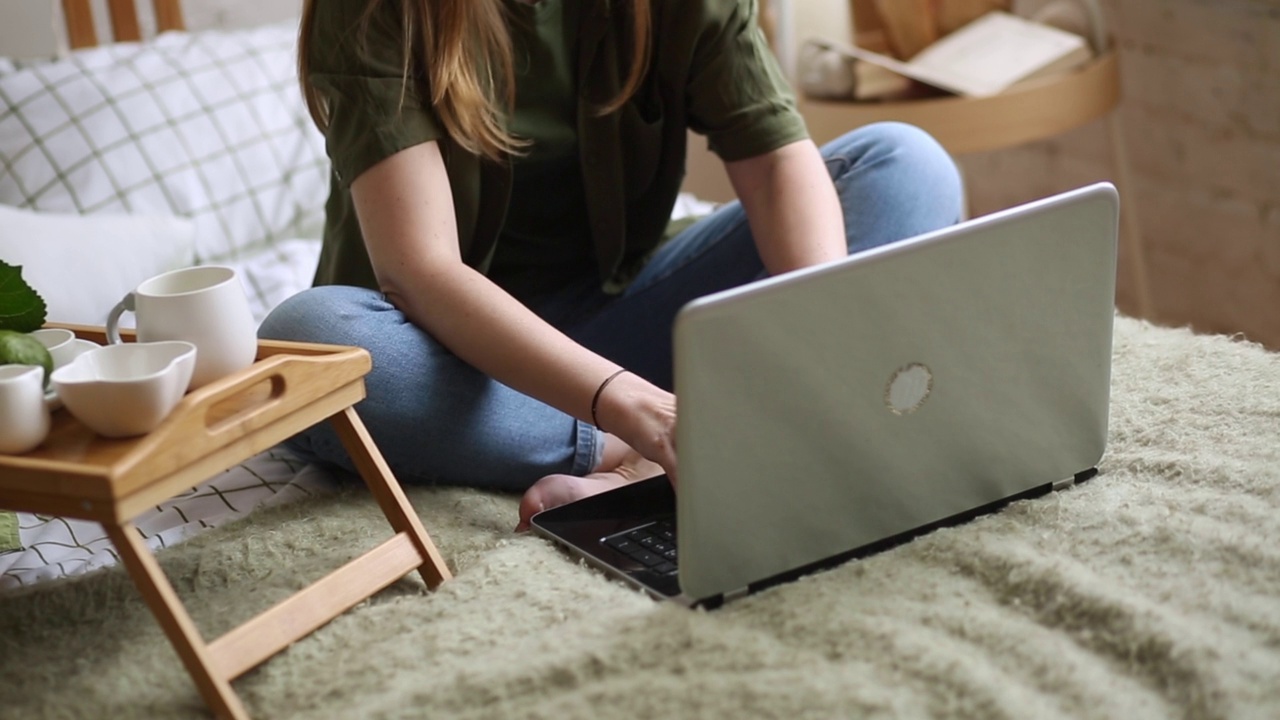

{"left": 62, "top": 0, "right": 185, "bottom": 49}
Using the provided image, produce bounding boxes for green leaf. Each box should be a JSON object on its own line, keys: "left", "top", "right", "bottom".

{"left": 0, "top": 261, "right": 47, "bottom": 333}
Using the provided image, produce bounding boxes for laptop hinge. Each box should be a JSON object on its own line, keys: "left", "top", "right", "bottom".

{"left": 723, "top": 586, "right": 750, "bottom": 604}
{"left": 1052, "top": 476, "right": 1076, "bottom": 491}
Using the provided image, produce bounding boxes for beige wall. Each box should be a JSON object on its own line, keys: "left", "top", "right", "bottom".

{"left": 176, "top": 0, "right": 300, "bottom": 31}
{"left": 956, "top": 0, "right": 1280, "bottom": 348}
{"left": 0, "top": 0, "right": 300, "bottom": 56}
{"left": 792, "top": 0, "right": 854, "bottom": 48}
{"left": 0, "top": 0, "right": 58, "bottom": 59}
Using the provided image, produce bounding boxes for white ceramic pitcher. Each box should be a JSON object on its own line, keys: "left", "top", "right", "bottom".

{"left": 0, "top": 365, "right": 51, "bottom": 454}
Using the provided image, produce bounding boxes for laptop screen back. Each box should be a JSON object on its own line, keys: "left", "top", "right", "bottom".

{"left": 672, "top": 183, "right": 1119, "bottom": 600}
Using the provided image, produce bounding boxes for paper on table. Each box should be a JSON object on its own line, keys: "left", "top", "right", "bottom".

{"left": 831, "top": 11, "right": 1093, "bottom": 98}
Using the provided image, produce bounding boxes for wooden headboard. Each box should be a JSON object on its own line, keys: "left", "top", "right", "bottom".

{"left": 61, "top": 0, "right": 185, "bottom": 49}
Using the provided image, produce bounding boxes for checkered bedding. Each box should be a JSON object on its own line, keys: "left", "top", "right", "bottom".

{"left": 0, "top": 451, "right": 336, "bottom": 591}
{"left": 0, "top": 21, "right": 336, "bottom": 591}
{"left": 0, "top": 22, "right": 328, "bottom": 261}
{"left": 0, "top": 21, "right": 329, "bottom": 322}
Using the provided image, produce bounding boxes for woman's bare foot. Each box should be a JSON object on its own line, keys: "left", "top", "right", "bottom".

{"left": 515, "top": 438, "right": 662, "bottom": 532}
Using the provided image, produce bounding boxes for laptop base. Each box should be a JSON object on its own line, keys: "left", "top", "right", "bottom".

{"left": 531, "top": 467, "right": 1099, "bottom": 608}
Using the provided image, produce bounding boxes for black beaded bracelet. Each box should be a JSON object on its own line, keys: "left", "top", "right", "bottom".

{"left": 590, "top": 369, "right": 628, "bottom": 433}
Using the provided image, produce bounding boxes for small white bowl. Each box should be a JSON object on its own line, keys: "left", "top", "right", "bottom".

{"left": 51, "top": 341, "right": 197, "bottom": 438}
{"left": 30, "top": 326, "right": 73, "bottom": 356}
{"left": 31, "top": 328, "right": 76, "bottom": 368}
{"left": 43, "top": 339, "right": 102, "bottom": 412}
{"left": 62, "top": 337, "right": 103, "bottom": 363}
{"left": 31, "top": 329, "right": 101, "bottom": 371}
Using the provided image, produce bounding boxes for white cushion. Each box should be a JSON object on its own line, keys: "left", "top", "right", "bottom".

{"left": 0, "top": 22, "right": 328, "bottom": 265}
{"left": 0, "top": 204, "right": 196, "bottom": 326}
{"left": 221, "top": 237, "right": 322, "bottom": 323}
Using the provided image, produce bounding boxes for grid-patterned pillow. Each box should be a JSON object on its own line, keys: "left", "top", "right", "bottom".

{"left": 0, "top": 21, "right": 328, "bottom": 265}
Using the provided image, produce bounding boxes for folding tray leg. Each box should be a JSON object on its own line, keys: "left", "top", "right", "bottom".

{"left": 102, "top": 522, "right": 250, "bottom": 720}
{"left": 329, "top": 406, "right": 453, "bottom": 589}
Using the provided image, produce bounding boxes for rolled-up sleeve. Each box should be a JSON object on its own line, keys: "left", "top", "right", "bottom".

{"left": 685, "top": 0, "right": 808, "bottom": 162}
{"left": 307, "top": 0, "right": 444, "bottom": 188}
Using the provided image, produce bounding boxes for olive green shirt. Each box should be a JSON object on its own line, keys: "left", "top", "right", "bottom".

{"left": 489, "top": 0, "right": 594, "bottom": 299}
{"left": 307, "top": 0, "right": 808, "bottom": 294}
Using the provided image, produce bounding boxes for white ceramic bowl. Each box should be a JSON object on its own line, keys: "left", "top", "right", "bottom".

{"left": 51, "top": 341, "right": 197, "bottom": 438}
{"left": 34, "top": 337, "right": 101, "bottom": 412}
{"left": 60, "top": 338, "right": 104, "bottom": 366}
{"left": 31, "top": 328, "right": 76, "bottom": 369}
{"left": 31, "top": 329, "right": 101, "bottom": 372}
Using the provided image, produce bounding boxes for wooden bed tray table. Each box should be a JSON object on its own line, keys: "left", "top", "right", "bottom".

{"left": 0, "top": 325, "right": 452, "bottom": 720}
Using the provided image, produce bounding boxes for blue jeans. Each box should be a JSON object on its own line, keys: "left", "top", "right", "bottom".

{"left": 258, "top": 122, "right": 963, "bottom": 490}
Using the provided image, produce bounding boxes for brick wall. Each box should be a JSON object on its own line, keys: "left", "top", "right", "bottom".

{"left": 957, "top": 0, "right": 1280, "bottom": 348}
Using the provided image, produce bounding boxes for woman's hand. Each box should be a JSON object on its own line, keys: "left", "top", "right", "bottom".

{"left": 514, "top": 372, "right": 675, "bottom": 531}
{"left": 592, "top": 370, "right": 679, "bottom": 483}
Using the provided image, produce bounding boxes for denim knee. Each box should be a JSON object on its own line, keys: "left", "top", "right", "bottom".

{"left": 828, "top": 122, "right": 961, "bottom": 201}
{"left": 821, "top": 122, "right": 964, "bottom": 253}
{"left": 258, "top": 285, "right": 385, "bottom": 345}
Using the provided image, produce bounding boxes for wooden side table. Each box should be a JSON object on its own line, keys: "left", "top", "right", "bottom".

{"left": 0, "top": 326, "right": 452, "bottom": 720}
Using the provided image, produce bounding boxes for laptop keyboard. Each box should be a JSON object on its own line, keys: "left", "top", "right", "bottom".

{"left": 603, "top": 519, "right": 678, "bottom": 575}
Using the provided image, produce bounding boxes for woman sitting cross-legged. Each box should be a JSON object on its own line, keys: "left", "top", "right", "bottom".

{"left": 259, "top": 0, "right": 965, "bottom": 531}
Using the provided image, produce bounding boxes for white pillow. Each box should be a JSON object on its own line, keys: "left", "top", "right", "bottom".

{"left": 221, "top": 237, "right": 322, "bottom": 323}
{"left": 0, "top": 204, "right": 196, "bottom": 326}
{"left": 0, "top": 22, "right": 328, "bottom": 265}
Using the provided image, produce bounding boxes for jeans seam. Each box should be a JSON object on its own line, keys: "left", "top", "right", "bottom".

{"left": 824, "top": 153, "right": 852, "bottom": 180}
{"left": 574, "top": 421, "right": 602, "bottom": 475}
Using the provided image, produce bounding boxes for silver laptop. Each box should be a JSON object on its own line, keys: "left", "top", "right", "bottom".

{"left": 532, "top": 182, "right": 1119, "bottom": 607}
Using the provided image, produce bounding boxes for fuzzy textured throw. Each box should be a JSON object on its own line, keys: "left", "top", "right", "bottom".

{"left": 1, "top": 316, "right": 1278, "bottom": 720}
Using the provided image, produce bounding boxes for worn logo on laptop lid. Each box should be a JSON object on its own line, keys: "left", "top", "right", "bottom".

{"left": 885, "top": 362, "right": 933, "bottom": 415}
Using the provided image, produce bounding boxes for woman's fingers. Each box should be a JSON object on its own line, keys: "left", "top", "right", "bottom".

{"left": 590, "top": 368, "right": 678, "bottom": 483}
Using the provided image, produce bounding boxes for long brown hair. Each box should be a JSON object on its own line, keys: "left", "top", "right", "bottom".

{"left": 299, "top": 0, "right": 653, "bottom": 162}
